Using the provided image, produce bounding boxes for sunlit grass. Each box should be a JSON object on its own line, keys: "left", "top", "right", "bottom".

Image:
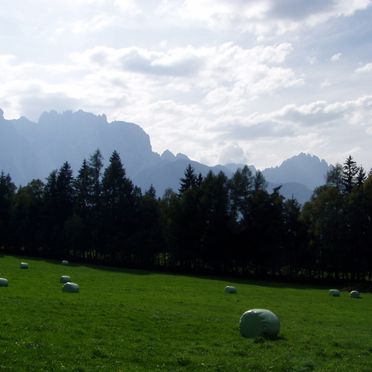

{"left": 0, "top": 255, "right": 371, "bottom": 371}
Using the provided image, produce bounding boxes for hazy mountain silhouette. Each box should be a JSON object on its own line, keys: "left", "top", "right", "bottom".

{"left": 0, "top": 109, "right": 329, "bottom": 202}
{"left": 262, "top": 153, "right": 330, "bottom": 190}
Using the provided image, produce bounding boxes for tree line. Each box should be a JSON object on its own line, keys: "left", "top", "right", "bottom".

{"left": 1, "top": 151, "right": 372, "bottom": 283}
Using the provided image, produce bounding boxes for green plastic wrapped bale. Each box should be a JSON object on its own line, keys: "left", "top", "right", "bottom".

{"left": 0, "top": 278, "right": 8, "bottom": 287}
{"left": 62, "top": 260, "right": 69, "bottom": 265}
{"left": 225, "top": 286, "right": 237, "bottom": 294}
{"left": 329, "top": 289, "right": 341, "bottom": 297}
{"left": 240, "top": 309, "right": 280, "bottom": 338}
{"left": 63, "top": 282, "right": 80, "bottom": 293}
{"left": 20, "top": 262, "right": 29, "bottom": 269}
{"left": 60, "top": 275, "right": 72, "bottom": 283}
{"left": 350, "top": 290, "right": 361, "bottom": 298}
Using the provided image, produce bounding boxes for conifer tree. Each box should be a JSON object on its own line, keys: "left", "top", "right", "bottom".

{"left": 0, "top": 172, "right": 16, "bottom": 247}
{"left": 342, "top": 155, "right": 359, "bottom": 193}
{"left": 179, "top": 164, "right": 198, "bottom": 194}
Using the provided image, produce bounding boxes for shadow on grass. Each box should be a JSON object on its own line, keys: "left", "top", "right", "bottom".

{"left": 4, "top": 254, "right": 372, "bottom": 290}
{"left": 253, "top": 334, "right": 287, "bottom": 344}
{"left": 1, "top": 254, "right": 152, "bottom": 275}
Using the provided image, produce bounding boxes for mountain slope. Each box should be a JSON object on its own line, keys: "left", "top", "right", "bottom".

{"left": 0, "top": 109, "right": 329, "bottom": 202}
{"left": 262, "top": 153, "right": 330, "bottom": 190}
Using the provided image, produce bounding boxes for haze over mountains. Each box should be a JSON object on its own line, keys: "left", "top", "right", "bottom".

{"left": 0, "top": 109, "right": 330, "bottom": 203}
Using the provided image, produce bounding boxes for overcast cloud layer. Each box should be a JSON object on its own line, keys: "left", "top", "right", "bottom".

{"left": 1, "top": 0, "right": 372, "bottom": 169}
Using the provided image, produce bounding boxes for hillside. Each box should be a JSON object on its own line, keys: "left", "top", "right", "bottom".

{"left": 0, "top": 255, "right": 371, "bottom": 371}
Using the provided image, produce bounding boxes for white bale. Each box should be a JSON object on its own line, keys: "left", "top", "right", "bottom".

{"left": 224, "top": 286, "right": 237, "bottom": 294}
{"left": 62, "top": 282, "right": 80, "bottom": 293}
{"left": 329, "top": 289, "right": 341, "bottom": 297}
{"left": 350, "top": 290, "right": 361, "bottom": 298}
{"left": 0, "top": 278, "right": 8, "bottom": 287}
{"left": 20, "top": 262, "right": 29, "bottom": 269}
{"left": 240, "top": 309, "right": 280, "bottom": 338}
{"left": 62, "top": 260, "right": 69, "bottom": 265}
{"left": 60, "top": 275, "right": 72, "bottom": 283}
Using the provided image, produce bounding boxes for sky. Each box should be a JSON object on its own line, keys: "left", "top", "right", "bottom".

{"left": 1, "top": 0, "right": 372, "bottom": 169}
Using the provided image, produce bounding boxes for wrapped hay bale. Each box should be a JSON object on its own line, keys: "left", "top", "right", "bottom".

{"left": 0, "top": 278, "right": 8, "bottom": 287}
{"left": 20, "top": 262, "right": 29, "bottom": 269}
{"left": 240, "top": 309, "right": 280, "bottom": 338}
{"left": 61, "top": 260, "right": 69, "bottom": 265}
{"left": 62, "top": 282, "right": 80, "bottom": 293}
{"left": 329, "top": 289, "right": 341, "bottom": 297}
{"left": 60, "top": 275, "right": 71, "bottom": 283}
{"left": 350, "top": 290, "right": 361, "bottom": 299}
{"left": 225, "top": 286, "right": 237, "bottom": 294}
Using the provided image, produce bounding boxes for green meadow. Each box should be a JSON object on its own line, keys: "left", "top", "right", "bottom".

{"left": 0, "top": 255, "right": 372, "bottom": 371}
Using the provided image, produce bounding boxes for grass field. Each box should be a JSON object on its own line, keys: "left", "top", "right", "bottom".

{"left": 0, "top": 255, "right": 372, "bottom": 371}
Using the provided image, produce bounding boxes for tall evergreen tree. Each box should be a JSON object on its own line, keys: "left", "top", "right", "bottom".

{"left": 0, "top": 172, "right": 16, "bottom": 248}
{"left": 342, "top": 156, "right": 359, "bottom": 193}
{"left": 101, "top": 151, "right": 135, "bottom": 263}
{"left": 254, "top": 171, "right": 267, "bottom": 192}
{"left": 89, "top": 149, "right": 103, "bottom": 207}
{"left": 229, "top": 166, "right": 254, "bottom": 222}
{"left": 12, "top": 179, "right": 44, "bottom": 254}
{"left": 326, "top": 163, "right": 343, "bottom": 190}
{"left": 179, "top": 164, "right": 198, "bottom": 194}
{"left": 102, "top": 151, "right": 133, "bottom": 207}
{"left": 356, "top": 166, "right": 366, "bottom": 187}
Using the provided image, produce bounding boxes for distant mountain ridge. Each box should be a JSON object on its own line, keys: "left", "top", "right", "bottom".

{"left": 262, "top": 153, "right": 330, "bottom": 190}
{"left": 0, "top": 109, "right": 330, "bottom": 203}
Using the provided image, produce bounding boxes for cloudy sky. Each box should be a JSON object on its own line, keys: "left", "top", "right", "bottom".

{"left": 1, "top": 0, "right": 372, "bottom": 169}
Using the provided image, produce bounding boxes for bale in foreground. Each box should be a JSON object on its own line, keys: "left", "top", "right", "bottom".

{"left": 62, "top": 282, "right": 80, "bottom": 293}
{"left": 60, "top": 275, "right": 72, "bottom": 283}
{"left": 350, "top": 290, "right": 361, "bottom": 298}
{"left": 20, "top": 262, "right": 29, "bottom": 269}
{"left": 225, "top": 286, "right": 237, "bottom": 294}
{"left": 329, "top": 289, "right": 341, "bottom": 297}
{"left": 0, "top": 278, "right": 8, "bottom": 287}
{"left": 240, "top": 309, "right": 280, "bottom": 338}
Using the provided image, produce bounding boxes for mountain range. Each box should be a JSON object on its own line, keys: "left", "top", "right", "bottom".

{"left": 0, "top": 109, "right": 331, "bottom": 203}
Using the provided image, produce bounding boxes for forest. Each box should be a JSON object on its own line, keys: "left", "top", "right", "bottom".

{"left": 1, "top": 150, "right": 372, "bottom": 283}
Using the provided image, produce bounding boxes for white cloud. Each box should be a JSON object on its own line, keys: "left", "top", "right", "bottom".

{"left": 71, "top": 14, "right": 117, "bottom": 34}
{"left": 113, "top": 0, "right": 142, "bottom": 15}
{"left": 1, "top": 0, "right": 372, "bottom": 171}
{"left": 330, "top": 53, "right": 342, "bottom": 62}
{"left": 356, "top": 62, "right": 372, "bottom": 73}
{"left": 157, "top": 0, "right": 372, "bottom": 36}
{"left": 218, "top": 143, "right": 249, "bottom": 164}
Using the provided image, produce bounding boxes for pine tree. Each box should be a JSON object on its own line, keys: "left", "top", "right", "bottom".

{"left": 326, "top": 163, "right": 343, "bottom": 190}
{"left": 0, "top": 172, "right": 16, "bottom": 247}
{"left": 356, "top": 166, "right": 366, "bottom": 187}
{"left": 101, "top": 151, "right": 135, "bottom": 263}
{"left": 102, "top": 151, "right": 133, "bottom": 207}
{"left": 229, "top": 166, "right": 254, "bottom": 222}
{"left": 75, "top": 159, "right": 92, "bottom": 213}
{"left": 179, "top": 164, "right": 198, "bottom": 194}
{"left": 89, "top": 149, "right": 103, "bottom": 207}
{"left": 56, "top": 161, "right": 75, "bottom": 221}
{"left": 254, "top": 171, "right": 267, "bottom": 192}
{"left": 342, "top": 155, "right": 359, "bottom": 193}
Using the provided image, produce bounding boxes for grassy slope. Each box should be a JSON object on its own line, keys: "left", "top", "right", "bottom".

{"left": 0, "top": 256, "right": 371, "bottom": 372}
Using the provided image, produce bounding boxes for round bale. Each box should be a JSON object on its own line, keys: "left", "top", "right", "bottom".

{"left": 350, "top": 290, "right": 361, "bottom": 299}
{"left": 225, "top": 286, "right": 237, "bottom": 294}
{"left": 329, "top": 289, "right": 341, "bottom": 297}
{"left": 240, "top": 309, "right": 280, "bottom": 338}
{"left": 20, "top": 262, "right": 29, "bottom": 269}
{"left": 60, "top": 275, "right": 72, "bottom": 284}
{"left": 61, "top": 260, "right": 69, "bottom": 265}
{"left": 62, "top": 282, "right": 80, "bottom": 293}
{"left": 0, "top": 278, "right": 8, "bottom": 287}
